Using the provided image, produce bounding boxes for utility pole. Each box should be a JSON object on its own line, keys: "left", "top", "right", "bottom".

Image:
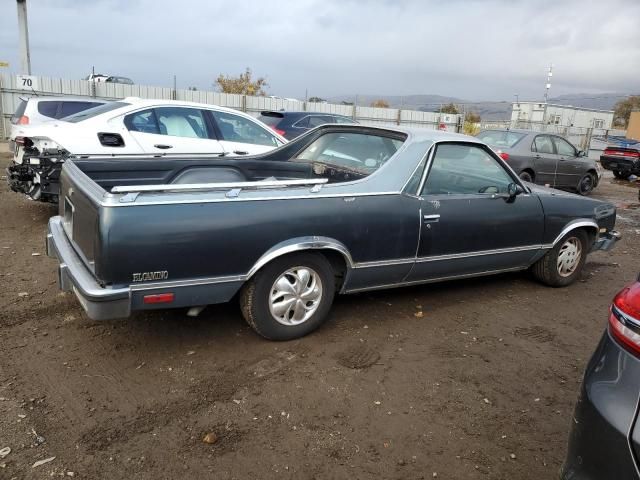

{"left": 543, "top": 64, "right": 553, "bottom": 104}
{"left": 16, "top": 0, "right": 32, "bottom": 75}
{"left": 543, "top": 64, "right": 553, "bottom": 128}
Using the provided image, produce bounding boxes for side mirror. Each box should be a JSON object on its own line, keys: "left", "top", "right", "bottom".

{"left": 577, "top": 150, "right": 586, "bottom": 157}
{"left": 508, "top": 182, "right": 519, "bottom": 198}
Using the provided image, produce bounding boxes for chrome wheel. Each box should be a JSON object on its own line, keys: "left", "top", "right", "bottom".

{"left": 269, "top": 267, "right": 323, "bottom": 326}
{"left": 557, "top": 237, "right": 582, "bottom": 277}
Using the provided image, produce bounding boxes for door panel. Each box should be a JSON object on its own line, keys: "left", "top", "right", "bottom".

{"left": 552, "top": 136, "right": 583, "bottom": 188}
{"left": 124, "top": 107, "right": 224, "bottom": 154}
{"left": 407, "top": 142, "right": 545, "bottom": 281}
{"left": 532, "top": 135, "right": 558, "bottom": 185}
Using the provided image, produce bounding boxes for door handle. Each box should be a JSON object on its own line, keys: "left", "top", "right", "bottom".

{"left": 423, "top": 214, "right": 440, "bottom": 223}
{"left": 154, "top": 144, "right": 173, "bottom": 149}
{"left": 534, "top": 154, "right": 541, "bottom": 159}
{"left": 233, "top": 150, "right": 249, "bottom": 155}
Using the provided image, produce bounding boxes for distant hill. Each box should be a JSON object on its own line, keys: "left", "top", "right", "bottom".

{"left": 327, "top": 92, "right": 631, "bottom": 122}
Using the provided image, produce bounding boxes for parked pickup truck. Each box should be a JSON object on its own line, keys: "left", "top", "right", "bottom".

{"left": 46, "top": 125, "right": 620, "bottom": 340}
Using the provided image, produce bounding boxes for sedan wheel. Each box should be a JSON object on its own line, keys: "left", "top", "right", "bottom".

{"left": 240, "top": 253, "right": 335, "bottom": 340}
{"left": 531, "top": 229, "right": 588, "bottom": 287}
{"left": 519, "top": 171, "right": 533, "bottom": 183}
{"left": 613, "top": 170, "right": 629, "bottom": 180}
{"left": 577, "top": 173, "right": 595, "bottom": 195}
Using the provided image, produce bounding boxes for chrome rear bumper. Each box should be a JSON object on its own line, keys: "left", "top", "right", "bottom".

{"left": 46, "top": 216, "right": 131, "bottom": 320}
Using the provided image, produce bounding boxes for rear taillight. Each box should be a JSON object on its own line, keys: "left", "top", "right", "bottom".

{"left": 17, "top": 115, "right": 29, "bottom": 125}
{"left": 270, "top": 127, "right": 286, "bottom": 137}
{"left": 143, "top": 293, "right": 175, "bottom": 304}
{"left": 604, "top": 148, "right": 639, "bottom": 158}
{"left": 609, "top": 281, "right": 640, "bottom": 355}
{"left": 498, "top": 151, "right": 510, "bottom": 161}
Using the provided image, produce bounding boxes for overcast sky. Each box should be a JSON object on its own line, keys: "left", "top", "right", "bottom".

{"left": 1, "top": 0, "right": 638, "bottom": 101}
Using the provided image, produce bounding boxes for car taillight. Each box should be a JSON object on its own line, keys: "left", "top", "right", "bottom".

{"left": 609, "top": 281, "right": 640, "bottom": 356}
{"left": 143, "top": 293, "right": 175, "bottom": 304}
{"left": 604, "top": 148, "right": 639, "bottom": 158}
{"left": 498, "top": 151, "right": 510, "bottom": 161}
{"left": 270, "top": 126, "right": 286, "bottom": 137}
{"left": 16, "top": 115, "right": 29, "bottom": 125}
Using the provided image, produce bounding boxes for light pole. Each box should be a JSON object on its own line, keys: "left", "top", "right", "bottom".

{"left": 16, "top": 0, "right": 32, "bottom": 75}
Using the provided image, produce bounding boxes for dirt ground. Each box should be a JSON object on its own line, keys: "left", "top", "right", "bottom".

{"left": 1, "top": 149, "right": 639, "bottom": 480}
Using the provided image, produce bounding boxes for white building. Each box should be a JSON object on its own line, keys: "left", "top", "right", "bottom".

{"left": 511, "top": 102, "right": 614, "bottom": 130}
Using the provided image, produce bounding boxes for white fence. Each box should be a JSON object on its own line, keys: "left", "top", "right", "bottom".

{"left": 0, "top": 74, "right": 462, "bottom": 139}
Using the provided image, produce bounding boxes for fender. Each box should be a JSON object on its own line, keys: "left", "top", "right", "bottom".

{"left": 246, "top": 236, "right": 355, "bottom": 280}
{"left": 548, "top": 219, "right": 599, "bottom": 248}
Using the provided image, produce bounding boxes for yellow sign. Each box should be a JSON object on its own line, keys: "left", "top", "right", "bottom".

{"left": 0, "top": 62, "right": 9, "bottom": 67}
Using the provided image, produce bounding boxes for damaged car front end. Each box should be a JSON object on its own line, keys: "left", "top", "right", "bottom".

{"left": 6, "top": 136, "right": 67, "bottom": 203}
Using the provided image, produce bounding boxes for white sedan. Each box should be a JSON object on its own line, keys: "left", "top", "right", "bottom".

{"left": 11, "top": 98, "right": 287, "bottom": 161}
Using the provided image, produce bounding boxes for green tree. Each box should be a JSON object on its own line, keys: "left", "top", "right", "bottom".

{"left": 613, "top": 96, "right": 640, "bottom": 127}
{"left": 463, "top": 111, "right": 481, "bottom": 135}
{"left": 308, "top": 96, "right": 326, "bottom": 103}
{"left": 215, "top": 68, "right": 268, "bottom": 96}
{"left": 440, "top": 103, "right": 459, "bottom": 114}
{"left": 370, "top": 99, "right": 390, "bottom": 108}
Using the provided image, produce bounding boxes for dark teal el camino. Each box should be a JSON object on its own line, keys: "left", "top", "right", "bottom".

{"left": 46, "top": 125, "right": 620, "bottom": 340}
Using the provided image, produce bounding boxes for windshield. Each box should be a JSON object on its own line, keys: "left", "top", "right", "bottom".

{"left": 62, "top": 101, "right": 130, "bottom": 122}
{"left": 476, "top": 130, "right": 526, "bottom": 148}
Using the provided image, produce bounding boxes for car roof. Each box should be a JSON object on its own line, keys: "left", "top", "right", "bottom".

{"left": 21, "top": 95, "right": 110, "bottom": 103}
{"left": 120, "top": 97, "right": 258, "bottom": 116}
{"left": 260, "top": 111, "right": 351, "bottom": 118}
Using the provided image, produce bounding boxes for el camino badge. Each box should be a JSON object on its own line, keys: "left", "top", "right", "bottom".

{"left": 132, "top": 271, "right": 168, "bottom": 282}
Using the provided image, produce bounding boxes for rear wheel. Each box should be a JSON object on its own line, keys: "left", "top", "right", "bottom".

{"left": 613, "top": 170, "right": 629, "bottom": 180}
{"left": 519, "top": 170, "right": 534, "bottom": 183}
{"left": 240, "top": 253, "right": 335, "bottom": 340}
{"left": 577, "top": 173, "right": 595, "bottom": 195}
{"left": 532, "top": 230, "right": 588, "bottom": 287}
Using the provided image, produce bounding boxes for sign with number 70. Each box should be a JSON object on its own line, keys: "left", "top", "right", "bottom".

{"left": 16, "top": 74, "right": 39, "bottom": 91}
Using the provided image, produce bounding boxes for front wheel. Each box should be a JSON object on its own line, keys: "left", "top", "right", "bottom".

{"left": 239, "top": 253, "right": 335, "bottom": 340}
{"left": 577, "top": 173, "right": 595, "bottom": 195}
{"left": 531, "top": 230, "right": 588, "bottom": 287}
{"left": 519, "top": 171, "right": 534, "bottom": 183}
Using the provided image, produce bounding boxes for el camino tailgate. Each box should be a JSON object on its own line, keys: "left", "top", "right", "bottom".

{"left": 58, "top": 162, "right": 102, "bottom": 276}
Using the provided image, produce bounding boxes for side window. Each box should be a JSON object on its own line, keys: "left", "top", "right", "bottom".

{"left": 293, "top": 116, "right": 310, "bottom": 128}
{"left": 124, "top": 109, "right": 160, "bottom": 134}
{"left": 307, "top": 116, "right": 334, "bottom": 128}
{"left": 533, "top": 135, "right": 554, "bottom": 154}
{"left": 154, "top": 107, "right": 208, "bottom": 139}
{"left": 58, "top": 101, "right": 103, "bottom": 118}
{"left": 422, "top": 144, "right": 513, "bottom": 195}
{"left": 553, "top": 137, "right": 576, "bottom": 156}
{"left": 37, "top": 101, "right": 61, "bottom": 118}
{"left": 212, "top": 111, "right": 279, "bottom": 146}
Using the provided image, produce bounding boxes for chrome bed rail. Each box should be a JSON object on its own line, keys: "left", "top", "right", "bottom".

{"left": 111, "top": 178, "right": 329, "bottom": 202}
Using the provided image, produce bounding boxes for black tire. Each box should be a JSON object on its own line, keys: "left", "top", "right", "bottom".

{"left": 577, "top": 173, "right": 595, "bottom": 195}
{"left": 613, "top": 170, "right": 629, "bottom": 180}
{"left": 531, "top": 229, "right": 589, "bottom": 287}
{"left": 239, "top": 252, "right": 335, "bottom": 340}
{"left": 519, "top": 170, "right": 534, "bottom": 183}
